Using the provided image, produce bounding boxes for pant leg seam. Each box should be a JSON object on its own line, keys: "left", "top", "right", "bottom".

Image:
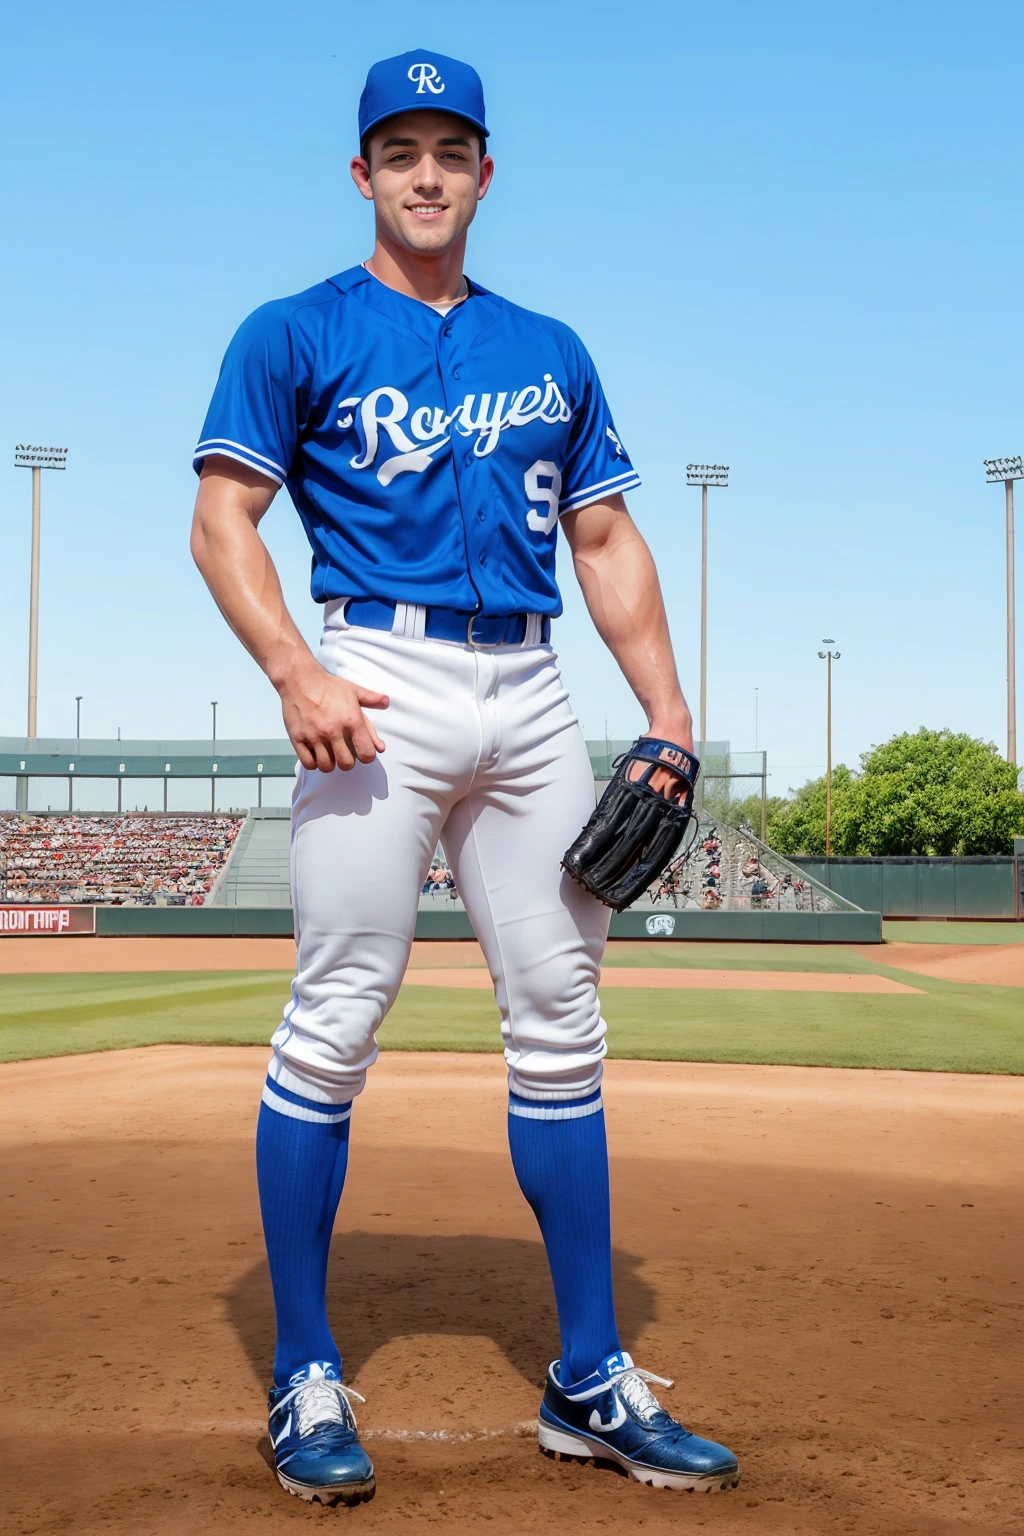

{"left": 465, "top": 801, "right": 520, "bottom": 1061}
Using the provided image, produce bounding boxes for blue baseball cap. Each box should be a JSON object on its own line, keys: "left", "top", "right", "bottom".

{"left": 358, "top": 50, "right": 489, "bottom": 142}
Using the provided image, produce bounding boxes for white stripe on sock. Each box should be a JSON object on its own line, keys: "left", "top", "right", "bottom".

{"left": 261, "top": 1085, "right": 353, "bottom": 1125}
{"left": 508, "top": 1097, "right": 603, "bottom": 1121}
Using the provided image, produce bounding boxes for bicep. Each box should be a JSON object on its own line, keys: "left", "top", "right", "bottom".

{"left": 560, "top": 493, "right": 634, "bottom": 560}
{"left": 194, "top": 455, "right": 279, "bottom": 531}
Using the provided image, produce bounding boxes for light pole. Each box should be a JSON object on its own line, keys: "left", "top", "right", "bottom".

{"left": 984, "top": 457, "right": 1021, "bottom": 766}
{"left": 817, "top": 642, "right": 840, "bottom": 856}
{"left": 686, "top": 464, "right": 729, "bottom": 759}
{"left": 14, "top": 445, "right": 68, "bottom": 738}
{"left": 210, "top": 702, "right": 219, "bottom": 814}
{"left": 13, "top": 445, "right": 68, "bottom": 812}
{"left": 70, "top": 696, "right": 83, "bottom": 817}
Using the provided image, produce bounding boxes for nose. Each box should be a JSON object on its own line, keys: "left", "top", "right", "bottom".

{"left": 412, "top": 154, "right": 444, "bottom": 196}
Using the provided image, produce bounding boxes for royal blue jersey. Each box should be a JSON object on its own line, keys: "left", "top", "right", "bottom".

{"left": 193, "top": 265, "right": 640, "bottom": 617}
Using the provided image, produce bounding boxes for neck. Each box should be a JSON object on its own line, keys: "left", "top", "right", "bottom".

{"left": 364, "top": 230, "right": 468, "bottom": 305}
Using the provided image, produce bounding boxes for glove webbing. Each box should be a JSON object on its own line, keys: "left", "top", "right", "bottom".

{"left": 564, "top": 779, "right": 694, "bottom": 912}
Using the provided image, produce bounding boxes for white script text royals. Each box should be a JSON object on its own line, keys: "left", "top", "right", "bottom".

{"left": 341, "top": 374, "right": 572, "bottom": 483}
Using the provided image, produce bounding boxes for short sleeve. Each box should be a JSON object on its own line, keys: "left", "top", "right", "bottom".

{"left": 558, "top": 340, "right": 641, "bottom": 515}
{"left": 192, "top": 303, "right": 303, "bottom": 485}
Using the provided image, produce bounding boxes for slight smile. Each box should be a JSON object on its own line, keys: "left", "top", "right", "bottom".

{"left": 406, "top": 203, "right": 448, "bottom": 219}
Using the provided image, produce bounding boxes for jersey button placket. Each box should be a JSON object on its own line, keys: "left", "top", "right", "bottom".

{"left": 436, "top": 323, "right": 486, "bottom": 615}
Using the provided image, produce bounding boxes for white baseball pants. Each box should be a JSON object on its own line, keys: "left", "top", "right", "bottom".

{"left": 267, "top": 615, "right": 611, "bottom": 1107}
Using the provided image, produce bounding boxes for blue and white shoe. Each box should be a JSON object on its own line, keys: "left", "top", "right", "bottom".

{"left": 267, "top": 1361, "right": 375, "bottom": 1505}
{"left": 538, "top": 1349, "right": 740, "bottom": 1493}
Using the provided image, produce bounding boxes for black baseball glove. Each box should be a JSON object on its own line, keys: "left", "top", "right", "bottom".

{"left": 562, "top": 737, "right": 700, "bottom": 913}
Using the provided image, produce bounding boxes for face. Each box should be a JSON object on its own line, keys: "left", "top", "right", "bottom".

{"left": 350, "top": 109, "right": 494, "bottom": 255}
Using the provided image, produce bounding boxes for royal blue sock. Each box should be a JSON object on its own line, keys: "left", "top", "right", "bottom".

{"left": 255, "top": 1075, "right": 352, "bottom": 1387}
{"left": 507, "top": 1088, "right": 620, "bottom": 1385}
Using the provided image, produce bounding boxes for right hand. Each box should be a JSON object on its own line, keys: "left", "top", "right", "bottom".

{"left": 278, "top": 660, "right": 389, "bottom": 772}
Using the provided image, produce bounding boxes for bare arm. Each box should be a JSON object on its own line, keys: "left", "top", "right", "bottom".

{"left": 561, "top": 494, "right": 694, "bottom": 754}
{"left": 190, "top": 458, "right": 388, "bottom": 771}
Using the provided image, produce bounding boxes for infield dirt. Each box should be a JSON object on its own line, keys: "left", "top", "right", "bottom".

{"left": 3, "top": 1047, "right": 1021, "bottom": 1534}
{"left": 4, "top": 932, "right": 1024, "bottom": 986}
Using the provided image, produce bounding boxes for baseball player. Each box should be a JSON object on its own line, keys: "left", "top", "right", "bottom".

{"left": 191, "top": 49, "right": 739, "bottom": 1505}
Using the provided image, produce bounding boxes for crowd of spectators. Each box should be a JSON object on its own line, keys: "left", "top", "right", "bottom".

{"left": 420, "top": 859, "right": 459, "bottom": 902}
{"left": 412, "top": 830, "right": 833, "bottom": 916}
{"left": 0, "top": 814, "right": 242, "bottom": 905}
{"left": 647, "top": 830, "right": 725, "bottom": 910}
{"left": 644, "top": 818, "right": 836, "bottom": 912}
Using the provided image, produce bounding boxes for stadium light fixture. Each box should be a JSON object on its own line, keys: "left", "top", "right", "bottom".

{"left": 983, "top": 456, "right": 1022, "bottom": 766}
{"left": 687, "top": 465, "right": 730, "bottom": 766}
{"left": 817, "top": 643, "right": 841, "bottom": 856}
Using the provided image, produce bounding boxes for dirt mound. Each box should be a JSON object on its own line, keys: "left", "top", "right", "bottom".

{"left": 3, "top": 1048, "right": 1021, "bottom": 1533}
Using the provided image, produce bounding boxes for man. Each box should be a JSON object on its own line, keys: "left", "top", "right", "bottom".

{"left": 191, "top": 49, "right": 739, "bottom": 1506}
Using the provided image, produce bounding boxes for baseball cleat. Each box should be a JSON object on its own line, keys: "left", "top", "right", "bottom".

{"left": 267, "top": 1361, "right": 375, "bottom": 1505}
{"left": 538, "top": 1349, "right": 740, "bottom": 1493}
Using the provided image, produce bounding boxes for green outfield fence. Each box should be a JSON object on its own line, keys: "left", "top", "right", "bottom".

{"left": 790, "top": 856, "right": 1023, "bottom": 920}
{"left": 83, "top": 904, "right": 882, "bottom": 943}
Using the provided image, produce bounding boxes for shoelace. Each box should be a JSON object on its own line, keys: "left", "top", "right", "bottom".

{"left": 609, "top": 1366, "right": 678, "bottom": 1429}
{"left": 274, "top": 1377, "right": 366, "bottom": 1440}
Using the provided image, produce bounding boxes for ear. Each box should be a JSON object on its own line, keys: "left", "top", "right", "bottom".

{"left": 350, "top": 155, "right": 374, "bottom": 202}
{"left": 477, "top": 154, "right": 495, "bottom": 202}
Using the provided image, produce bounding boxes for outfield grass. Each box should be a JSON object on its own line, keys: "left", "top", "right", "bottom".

{"left": 1, "top": 966, "right": 1022, "bottom": 1074}
{"left": 882, "top": 920, "right": 1024, "bottom": 944}
{"left": 601, "top": 942, "right": 893, "bottom": 974}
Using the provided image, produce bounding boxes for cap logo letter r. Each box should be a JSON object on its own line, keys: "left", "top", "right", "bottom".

{"left": 408, "top": 62, "right": 445, "bottom": 95}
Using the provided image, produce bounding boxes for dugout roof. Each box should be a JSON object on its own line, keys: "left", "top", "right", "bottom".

{"left": 0, "top": 737, "right": 298, "bottom": 779}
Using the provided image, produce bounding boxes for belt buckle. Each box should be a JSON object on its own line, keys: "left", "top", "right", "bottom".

{"left": 466, "top": 612, "right": 508, "bottom": 649}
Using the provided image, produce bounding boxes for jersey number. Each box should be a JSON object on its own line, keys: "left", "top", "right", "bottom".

{"left": 525, "top": 460, "right": 562, "bottom": 535}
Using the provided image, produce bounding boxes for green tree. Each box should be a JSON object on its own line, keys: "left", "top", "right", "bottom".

{"left": 764, "top": 765, "right": 860, "bottom": 856}
{"left": 765, "top": 729, "right": 1024, "bottom": 856}
{"left": 712, "top": 790, "right": 796, "bottom": 841}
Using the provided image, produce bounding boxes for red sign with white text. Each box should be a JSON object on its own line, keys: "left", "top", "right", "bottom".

{"left": 0, "top": 905, "right": 96, "bottom": 935}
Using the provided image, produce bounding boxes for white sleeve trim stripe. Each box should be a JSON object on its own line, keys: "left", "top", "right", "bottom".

{"left": 195, "top": 438, "right": 288, "bottom": 477}
{"left": 193, "top": 445, "right": 285, "bottom": 486}
{"left": 559, "top": 472, "right": 642, "bottom": 514}
{"left": 559, "top": 468, "right": 641, "bottom": 507}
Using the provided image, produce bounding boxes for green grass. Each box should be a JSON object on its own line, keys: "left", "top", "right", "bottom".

{"left": 2, "top": 966, "right": 1023, "bottom": 1074}
{"left": 602, "top": 942, "right": 891, "bottom": 974}
{"left": 0, "top": 972, "right": 292, "bottom": 1061}
{"left": 882, "top": 920, "right": 1024, "bottom": 945}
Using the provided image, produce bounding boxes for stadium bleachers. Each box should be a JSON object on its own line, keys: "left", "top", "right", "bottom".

{"left": 394, "top": 816, "right": 844, "bottom": 914}
{"left": 643, "top": 816, "right": 842, "bottom": 912}
{"left": 0, "top": 806, "right": 845, "bottom": 915}
{"left": 207, "top": 808, "right": 291, "bottom": 908}
{"left": 0, "top": 814, "right": 242, "bottom": 906}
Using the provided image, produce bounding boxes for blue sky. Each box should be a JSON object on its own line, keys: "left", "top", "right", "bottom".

{"left": 1, "top": 0, "right": 1021, "bottom": 803}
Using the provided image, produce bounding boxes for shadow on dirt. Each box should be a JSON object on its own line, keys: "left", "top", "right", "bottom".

{"left": 225, "top": 1232, "right": 656, "bottom": 1387}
